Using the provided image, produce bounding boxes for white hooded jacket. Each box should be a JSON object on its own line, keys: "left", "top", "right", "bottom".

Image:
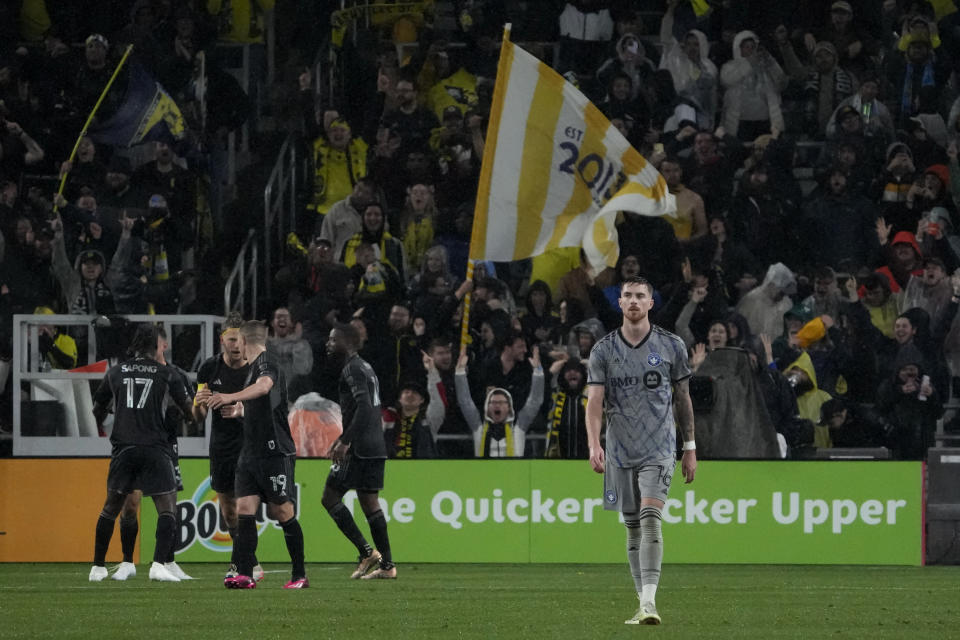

{"left": 659, "top": 10, "right": 717, "bottom": 130}
{"left": 720, "top": 31, "right": 786, "bottom": 136}
{"left": 455, "top": 369, "right": 544, "bottom": 457}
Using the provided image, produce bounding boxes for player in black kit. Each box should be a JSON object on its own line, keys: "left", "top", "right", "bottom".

{"left": 207, "top": 321, "right": 307, "bottom": 589}
{"left": 88, "top": 324, "right": 196, "bottom": 583}
{"left": 112, "top": 327, "right": 194, "bottom": 582}
{"left": 323, "top": 323, "right": 396, "bottom": 580}
{"left": 193, "top": 313, "right": 262, "bottom": 581}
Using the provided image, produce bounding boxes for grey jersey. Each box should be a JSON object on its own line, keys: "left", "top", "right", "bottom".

{"left": 588, "top": 326, "right": 691, "bottom": 467}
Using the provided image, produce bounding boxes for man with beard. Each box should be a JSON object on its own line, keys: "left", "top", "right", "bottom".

{"left": 545, "top": 358, "right": 590, "bottom": 459}
{"left": 379, "top": 75, "right": 439, "bottom": 159}
{"left": 192, "top": 314, "right": 262, "bottom": 582}
{"left": 586, "top": 276, "right": 696, "bottom": 625}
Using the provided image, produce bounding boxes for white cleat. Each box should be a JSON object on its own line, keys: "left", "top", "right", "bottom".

{"left": 164, "top": 562, "right": 193, "bottom": 580}
{"left": 148, "top": 561, "right": 181, "bottom": 582}
{"left": 89, "top": 566, "right": 109, "bottom": 582}
{"left": 624, "top": 601, "right": 661, "bottom": 625}
{"left": 253, "top": 564, "right": 265, "bottom": 582}
{"left": 111, "top": 562, "right": 137, "bottom": 581}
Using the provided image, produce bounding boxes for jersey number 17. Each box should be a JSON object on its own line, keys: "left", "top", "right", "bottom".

{"left": 123, "top": 377, "right": 154, "bottom": 409}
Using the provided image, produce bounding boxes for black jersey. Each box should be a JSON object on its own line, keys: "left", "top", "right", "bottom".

{"left": 197, "top": 355, "right": 250, "bottom": 458}
{"left": 240, "top": 351, "right": 295, "bottom": 458}
{"left": 94, "top": 357, "right": 191, "bottom": 451}
{"left": 339, "top": 354, "right": 386, "bottom": 459}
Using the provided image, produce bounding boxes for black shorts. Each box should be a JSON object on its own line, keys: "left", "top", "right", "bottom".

{"left": 326, "top": 455, "right": 385, "bottom": 493}
{"left": 234, "top": 455, "right": 296, "bottom": 505}
{"left": 107, "top": 445, "right": 177, "bottom": 496}
{"left": 209, "top": 452, "right": 240, "bottom": 494}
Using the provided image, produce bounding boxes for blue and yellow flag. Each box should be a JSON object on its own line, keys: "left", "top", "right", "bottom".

{"left": 88, "top": 63, "right": 186, "bottom": 147}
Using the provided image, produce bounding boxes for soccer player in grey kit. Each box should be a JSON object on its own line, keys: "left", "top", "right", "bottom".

{"left": 586, "top": 276, "right": 697, "bottom": 625}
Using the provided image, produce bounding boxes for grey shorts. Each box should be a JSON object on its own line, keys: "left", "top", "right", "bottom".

{"left": 602, "top": 456, "right": 675, "bottom": 513}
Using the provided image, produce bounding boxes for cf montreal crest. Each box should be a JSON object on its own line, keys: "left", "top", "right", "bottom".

{"left": 647, "top": 352, "right": 662, "bottom": 366}
{"left": 605, "top": 489, "right": 617, "bottom": 503}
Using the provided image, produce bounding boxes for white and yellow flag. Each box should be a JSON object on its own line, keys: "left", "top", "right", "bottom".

{"left": 469, "top": 29, "right": 675, "bottom": 269}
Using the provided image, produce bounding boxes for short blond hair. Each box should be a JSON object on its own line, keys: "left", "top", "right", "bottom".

{"left": 240, "top": 320, "right": 268, "bottom": 346}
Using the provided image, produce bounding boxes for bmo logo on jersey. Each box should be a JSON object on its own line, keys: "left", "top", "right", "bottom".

{"left": 608, "top": 376, "right": 641, "bottom": 388}
{"left": 175, "top": 476, "right": 302, "bottom": 553}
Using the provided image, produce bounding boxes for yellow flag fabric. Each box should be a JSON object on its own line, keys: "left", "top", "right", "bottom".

{"left": 331, "top": 2, "right": 434, "bottom": 48}
{"left": 691, "top": 0, "right": 712, "bottom": 18}
{"left": 469, "top": 36, "right": 675, "bottom": 270}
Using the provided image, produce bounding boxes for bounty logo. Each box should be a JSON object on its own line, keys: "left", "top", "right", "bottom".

{"left": 176, "top": 476, "right": 301, "bottom": 553}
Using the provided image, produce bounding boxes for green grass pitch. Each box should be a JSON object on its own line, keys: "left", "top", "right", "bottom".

{"left": 2, "top": 563, "right": 957, "bottom": 639}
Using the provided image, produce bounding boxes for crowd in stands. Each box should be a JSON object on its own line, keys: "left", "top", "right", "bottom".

{"left": 0, "top": 0, "right": 281, "bottom": 435}
{"left": 6, "top": 1, "right": 960, "bottom": 462}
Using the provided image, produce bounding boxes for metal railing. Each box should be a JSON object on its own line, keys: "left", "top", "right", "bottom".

{"left": 223, "top": 228, "right": 259, "bottom": 316}
{"left": 12, "top": 314, "right": 223, "bottom": 457}
{"left": 263, "top": 133, "right": 298, "bottom": 300}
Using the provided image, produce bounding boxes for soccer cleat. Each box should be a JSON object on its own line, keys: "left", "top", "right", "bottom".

{"left": 224, "top": 575, "right": 257, "bottom": 589}
{"left": 283, "top": 577, "right": 310, "bottom": 589}
{"left": 148, "top": 561, "right": 181, "bottom": 582}
{"left": 164, "top": 562, "right": 193, "bottom": 580}
{"left": 625, "top": 601, "right": 661, "bottom": 625}
{"left": 89, "top": 566, "right": 109, "bottom": 582}
{"left": 253, "top": 564, "right": 265, "bottom": 582}
{"left": 360, "top": 565, "right": 397, "bottom": 580}
{"left": 350, "top": 550, "right": 382, "bottom": 579}
{"left": 111, "top": 562, "right": 137, "bottom": 581}
{"left": 225, "top": 564, "right": 239, "bottom": 579}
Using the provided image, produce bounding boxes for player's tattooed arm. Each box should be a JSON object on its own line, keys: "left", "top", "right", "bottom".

{"left": 673, "top": 378, "right": 695, "bottom": 443}
{"left": 674, "top": 378, "right": 697, "bottom": 483}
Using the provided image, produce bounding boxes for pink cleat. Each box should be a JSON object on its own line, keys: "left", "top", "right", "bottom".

{"left": 283, "top": 577, "right": 310, "bottom": 589}
{"left": 224, "top": 575, "right": 257, "bottom": 589}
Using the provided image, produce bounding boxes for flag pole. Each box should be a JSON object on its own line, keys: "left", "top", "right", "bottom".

{"left": 54, "top": 44, "right": 135, "bottom": 211}
{"left": 459, "top": 23, "right": 512, "bottom": 352}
